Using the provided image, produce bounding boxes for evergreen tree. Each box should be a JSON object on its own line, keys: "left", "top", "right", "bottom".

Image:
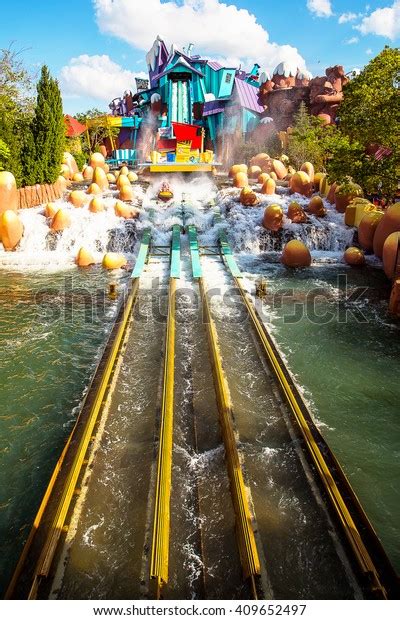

{"left": 23, "top": 65, "right": 65, "bottom": 184}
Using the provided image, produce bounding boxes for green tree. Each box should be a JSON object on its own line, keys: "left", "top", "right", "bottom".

{"left": 23, "top": 65, "right": 65, "bottom": 184}
{"left": 0, "top": 138, "right": 10, "bottom": 170}
{"left": 287, "top": 102, "right": 327, "bottom": 170}
{"left": 0, "top": 46, "right": 35, "bottom": 185}
{"left": 337, "top": 46, "right": 400, "bottom": 197}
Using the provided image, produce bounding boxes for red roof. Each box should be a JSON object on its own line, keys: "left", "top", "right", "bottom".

{"left": 64, "top": 114, "right": 87, "bottom": 138}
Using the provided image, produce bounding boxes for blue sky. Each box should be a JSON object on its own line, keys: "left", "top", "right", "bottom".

{"left": 0, "top": 0, "right": 398, "bottom": 114}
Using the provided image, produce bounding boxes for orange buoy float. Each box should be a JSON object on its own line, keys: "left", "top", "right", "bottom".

{"left": 382, "top": 232, "right": 400, "bottom": 279}
{"left": 233, "top": 172, "right": 248, "bottom": 188}
{"left": 93, "top": 166, "right": 109, "bottom": 191}
{"left": 358, "top": 210, "right": 384, "bottom": 252}
{"left": 76, "top": 247, "right": 95, "bottom": 267}
{"left": 60, "top": 163, "right": 71, "bottom": 179}
{"left": 271, "top": 159, "right": 288, "bottom": 180}
{"left": 83, "top": 165, "right": 94, "bottom": 181}
{"left": 120, "top": 165, "right": 129, "bottom": 176}
{"left": 114, "top": 200, "right": 139, "bottom": 219}
{"left": 281, "top": 240, "right": 311, "bottom": 267}
{"left": 119, "top": 184, "right": 134, "bottom": 202}
{"left": 287, "top": 201, "right": 307, "bottom": 223}
{"left": 307, "top": 196, "right": 327, "bottom": 217}
{"left": 240, "top": 186, "right": 259, "bottom": 206}
{"left": 290, "top": 171, "right": 312, "bottom": 197}
{"left": 116, "top": 174, "right": 130, "bottom": 189}
{"left": 0, "top": 171, "right": 18, "bottom": 214}
{"left": 262, "top": 204, "right": 283, "bottom": 231}
{"left": 258, "top": 172, "right": 270, "bottom": 185}
{"left": 344, "top": 247, "right": 366, "bottom": 266}
{"left": 107, "top": 173, "right": 116, "bottom": 183}
{"left": 72, "top": 172, "right": 84, "bottom": 182}
{"left": 128, "top": 171, "right": 138, "bottom": 183}
{"left": 261, "top": 178, "right": 276, "bottom": 195}
{"left": 373, "top": 203, "right": 400, "bottom": 258}
{"left": 89, "top": 152, "right": 106, "bottom": 170}
{"left": 89, "top": 197, "right": 105, "bottom": 213}
{"left": 63, "top": 152, "right": 79, "bottom": 176}
{"left": 229, "top": 164, "right": 248, "bottom": 178}
{"left": 86, "top": 183, "right": 102, "bottom": 195}
{"left": 44, "top": 202, "right": 58, "bottom": 218}
{"left": 69, "top": 190, "right": 87, "bottom": 207}
{"left": 300, "top": 162, "right": 315, "bottom": 182}
{"left": 0, "top": 210, "right": 23, "bottom": 250}
{"left": 51, "top": 209, "right": 71, "bottom": 231}
{"left": 102, "top": 252, "right": 127, "bottom": 270}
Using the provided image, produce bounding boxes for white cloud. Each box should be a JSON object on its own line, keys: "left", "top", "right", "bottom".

{"left": 366, "top": 48, "right": 373, "bottom": 54}
{"left": 338, "top": 12, "right": 359, "bottom": 23}
{"left": 345, "top": 36, "right": 359, "bottom": 44}
{"left": 59, "top": 54, "right": 147, "bottom": 101}
{"left": 93, "top": 0, "right": 308, "bottom": 75}
{"left": 306, "top": 0, "right": 333, "bottom": 18}
{"left": 356, "top": 0, "right": 400, "bottom": 40}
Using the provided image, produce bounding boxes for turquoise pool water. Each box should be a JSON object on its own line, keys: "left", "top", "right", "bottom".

{"left": 0, "top": 268, "right": 123, "bottom": 595}
{"left": 240, "top": 258, "right": 400, "bottom": 572}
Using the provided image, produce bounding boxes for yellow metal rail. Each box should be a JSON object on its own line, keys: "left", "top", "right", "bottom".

{"left": 150, "top": 278, "right": 176, "bottom": 597}
{"left": 198, "top": 277, "right": 261, "bottom": 598}
{"left": 232, "top": 276, "right": 388, "bottom": 599}
{"left": 6, "top": 278, "right": 141, "bottom": 600}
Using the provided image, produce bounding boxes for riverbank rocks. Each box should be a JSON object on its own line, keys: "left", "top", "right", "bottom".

{"left": 290, "top": 171, "right": 312, "bottom": 197}
{"left": 72, "top": 172, "right": 84, "bottom": 183}
{"left": 261, "top": 178, "right": 276, "bottom": 195}
{"left": 0, "top": 171, "right": 18, "bottom": 214}
{"left": 69, "top": 190, "right": 87, "bottom": 207}
{"left": 76, "top": 247, "right": 95, "bottom": 267}
{"left": 60, "top": 164, "right": 71, "bottom": 179}
{"left": 281, "top": 240, "right": 311, "bottom": 268}
{"left": 373, "top": 203, "right": 400, "bottom": 258}
{"left": 240, "top": 186, "right": 259, "bottom": 206}
{"left": 102, "top": 252, "right": 127, "bottom": 270}
{"left": 307, "top": 196, "right": 327, "bottom": 217}
{"left": 263, "top": 204, "right": 283, "bottom": 231}
{"left": 313, "top": 172, "right": 325, "bottom": 190}
{"left": 383, "top": 232, "right": 400, "bottom": 279}
{"left": 344, "top": 247, "right": 365, "bottom": 266}
{"left": 51, "top": 209, "right": 71, "bottom": 231}
{"left": 89, "top": 197, "right": 105, "bottom": 213}
{"left": 287, "top": 201, "right": 307, "bottom": 223}
{"left": 0, "top": 210, "right": 23, "bottom": 250}
{"left": 250, "top": 153, "right": 271, "bottom": 172}
{"left": 120, "top": 165, "right": 129, "bottom": 176}
{"left": 114, "top": 201, "right": 139, "bottom": 219}
{"left": 107, "top": 173, "right": 116, "bottom": 184}
{"left": 248, "top": 165, "right": 262, "bottom": 179}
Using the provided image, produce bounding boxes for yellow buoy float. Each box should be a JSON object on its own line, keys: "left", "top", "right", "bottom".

{"left": 102, "top": 252, "right": 127, "bottom": 270}
{"left": 0, "top": 210, "right": 24, "bottom": 250}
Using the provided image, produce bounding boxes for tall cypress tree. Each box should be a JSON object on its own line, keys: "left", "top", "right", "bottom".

{"left": 22, "top": 65, "right": 65, "bottom": 185}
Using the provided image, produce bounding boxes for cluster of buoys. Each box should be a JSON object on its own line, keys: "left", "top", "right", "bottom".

{"left": 75, "top": 247, "right": 127, "bottom": 270}
{"left": 0, "top": 172, "right": 23, "bottom": 250}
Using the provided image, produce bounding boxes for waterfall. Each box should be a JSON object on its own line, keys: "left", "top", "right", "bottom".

{"left": 217, "top": 188, "right": 356, "bottom": 255}
{"left": 0, "top": 193, "right": 140, "bottom": 271}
